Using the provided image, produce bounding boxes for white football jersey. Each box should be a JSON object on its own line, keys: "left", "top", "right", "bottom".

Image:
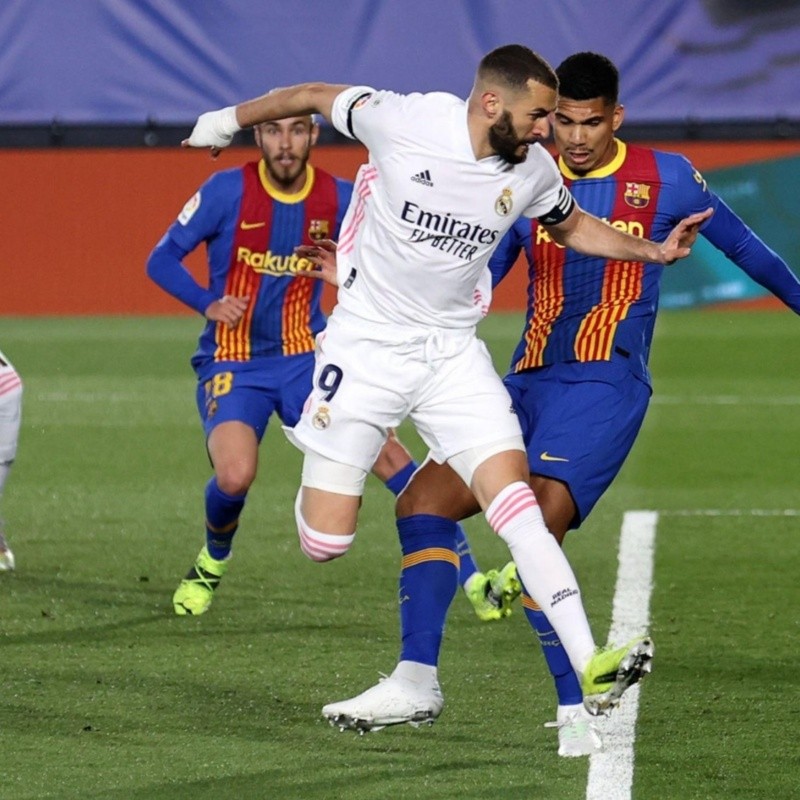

{"left": 330, "top": 86, "right": 570, "bottom": 328}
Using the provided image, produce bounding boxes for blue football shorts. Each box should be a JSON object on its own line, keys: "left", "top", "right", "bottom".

{"left": 194, "top": 352, "right": 315, "bottom": 441}
{"left": 503, "top": 358, "right": 651, "bottom": 529}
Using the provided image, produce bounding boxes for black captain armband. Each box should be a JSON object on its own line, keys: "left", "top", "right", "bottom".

{"left": 346, "top": 92, "right": 374, "bottom": 139}
{"left": 537, "top": 186, "right": 576, "bottom": 226}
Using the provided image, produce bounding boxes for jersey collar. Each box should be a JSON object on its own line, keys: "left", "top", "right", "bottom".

{"left": 258, "top": 161, "right": 315, "bottom": 203}
{"left": 558, "top": 138, "right": 627, "bottom": 180}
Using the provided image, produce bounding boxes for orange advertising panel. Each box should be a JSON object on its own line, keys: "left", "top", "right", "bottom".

{"left": 1, "top": 140, "right": 798, "bottom": 315}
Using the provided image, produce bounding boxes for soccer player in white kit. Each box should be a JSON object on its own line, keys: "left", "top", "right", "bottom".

{"left": 184, "top": 45, "right": 710, "bottom": 728}
{"left": 0, "top": 349, "right": 22, "bottom": 571}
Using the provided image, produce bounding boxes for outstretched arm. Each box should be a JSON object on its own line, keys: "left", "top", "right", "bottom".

{"left": 545, "top": 205, "right": 713, "bottom": 265}
{"left": 182, "top": 83, "right": 351, "bottom": 153}
{"left": 702, "top": 200, "right": 800, "bottom": 314}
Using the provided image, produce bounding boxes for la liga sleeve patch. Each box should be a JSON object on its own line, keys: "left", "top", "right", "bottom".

{"left": 178, "top": 190, "right": 202, "bottom": 226}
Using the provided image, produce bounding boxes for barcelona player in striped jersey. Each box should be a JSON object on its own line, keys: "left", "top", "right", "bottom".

{"left": 0, "top": 348, "right": 23, "bottom": 571}
{"left": 327, "top": 52, "right": 799, "bottom": 753}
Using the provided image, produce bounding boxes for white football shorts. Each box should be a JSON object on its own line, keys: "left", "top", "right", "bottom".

{"left": 290, "top": 307, "right": 523, "bottom": 474}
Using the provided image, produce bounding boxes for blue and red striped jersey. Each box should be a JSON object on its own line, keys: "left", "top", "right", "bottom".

{"left": 151, "top": 161, "right": 352, "bottom": 370}
{"left": 490, "top": 140, "right": 800, "bottom": 384}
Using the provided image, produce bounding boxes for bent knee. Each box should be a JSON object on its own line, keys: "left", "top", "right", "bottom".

{"left": 299, "top": 530, "right": 355, "bottom": 562}
{"left": 215, "top": 465, "right": 256, "bottom": 496}
{"left": 294, "top": 490, "right": 356, "bottom": 562}
{"left": 396, "top": 483, "right": 437, "bottom": 517}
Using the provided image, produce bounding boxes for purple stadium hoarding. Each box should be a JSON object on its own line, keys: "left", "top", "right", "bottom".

{"left": 1, "top": 0, "right": 798, "bottom": 126}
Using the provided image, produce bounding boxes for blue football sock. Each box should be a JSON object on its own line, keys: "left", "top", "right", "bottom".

{"left": 384, "top": 460, "right": 418, "bottom": 497}
{"left": 204, "top": 477, "right": 246, "bottom": 560}
{"left": 384, "top": 460, "right": 477, "bottom": 590}
{"left": 521, "top": 586, "right": 583, "bottom": 706}
{"left": 397, "top": 514, "right": 459, "bottom": 666}
{"left": 454, "top": 524, "right": 480, "bottom": 587}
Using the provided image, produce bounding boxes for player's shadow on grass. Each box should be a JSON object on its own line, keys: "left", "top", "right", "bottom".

{"left": 0, "top": 570, "right": 378, "bottom": 645}
{"left": 73, "top": 742, "right": 545, "bottom": 800}
{"left": 0, "top": 609, "right": 166, "bottom": 645}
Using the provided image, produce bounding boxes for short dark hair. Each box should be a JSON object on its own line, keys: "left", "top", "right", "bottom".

{"left": 478, "top": 44, "right": 558, "bottom": 92}
{"left": 556, "top": 52, "right": 619, "bottom": 104}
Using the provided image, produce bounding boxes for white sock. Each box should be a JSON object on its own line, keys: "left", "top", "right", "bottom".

{"left": 486, "top": 482, "right": 595, "bottom": 673}
{"left": 392, "top": 660, "right": 439, "bottom": 688}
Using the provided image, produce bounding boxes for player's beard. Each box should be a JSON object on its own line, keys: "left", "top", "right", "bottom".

{"left": 489, "top": 110, "right": 529, "bottom": 165}
{"left": 264, "top": 145, "right": 310, "bottom": 190}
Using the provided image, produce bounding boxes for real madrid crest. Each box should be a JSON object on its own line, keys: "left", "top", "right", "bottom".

{"left": 312, "top": 405, "right": 331, "bottom": 430}
{"left": 495, "top": 188, "right": 513, "bottom": 216}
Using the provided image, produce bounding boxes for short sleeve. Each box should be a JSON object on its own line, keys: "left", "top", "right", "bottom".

{"left": 330, "top": 85, "right": 378, "bottom": 140}
{"left": 537, "top": 185, "right": 576, "bottom": 226}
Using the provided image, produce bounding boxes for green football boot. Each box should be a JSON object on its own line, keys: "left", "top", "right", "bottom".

{"left": 172, "top": 546, "right": 229, "bottom": 616}
{"left": 465, "top": 561, "right": 521, "bottom": 622}
{"left": 489, "top": 561, "right": 521, "bottom": 604}
{"left": 582, "top": 636, "right": 654, "bottom": 716}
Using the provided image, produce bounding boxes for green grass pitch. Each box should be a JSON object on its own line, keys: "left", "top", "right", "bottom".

{"left": 0, "top": 311, "right": 797, "bottom": 800}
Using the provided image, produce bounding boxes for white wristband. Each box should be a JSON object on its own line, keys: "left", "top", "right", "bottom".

{"left": 186, "top": 105, "right": 243, "bottom": 148}
{"left": 217, "top": 105, "right": 241, "bottom": 137}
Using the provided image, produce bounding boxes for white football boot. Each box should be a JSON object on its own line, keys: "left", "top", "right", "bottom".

{"left": 322, "top": 661, "right": 443, "bottom": 733}
{"left": 544, "top": 703, "right": 603, "bottom": 757}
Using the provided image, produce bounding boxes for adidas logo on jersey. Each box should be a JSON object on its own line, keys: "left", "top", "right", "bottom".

{"left": 411, "top": 169, "right": 434, "bottom": 187}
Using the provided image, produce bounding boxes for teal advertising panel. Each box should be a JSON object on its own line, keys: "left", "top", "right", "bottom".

{"left": 661, "top": 156, "right": 800, "bottom": 308}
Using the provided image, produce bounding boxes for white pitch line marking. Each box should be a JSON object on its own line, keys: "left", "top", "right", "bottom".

{"left": 586, "top": 507, "right": 793, "bottom": 799}
{"left": 586, "top": 510, "right": 658, "bottom": 800}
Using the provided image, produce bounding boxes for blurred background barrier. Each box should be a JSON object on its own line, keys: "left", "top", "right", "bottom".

{"left": 0, "top": 0, "right": 797, "bottom": 315}
{"left": 2, "top": 141, "right": 798, "bottom": 315}
{"left": 2, "top": 0, "right": 798, "bottom": 129}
